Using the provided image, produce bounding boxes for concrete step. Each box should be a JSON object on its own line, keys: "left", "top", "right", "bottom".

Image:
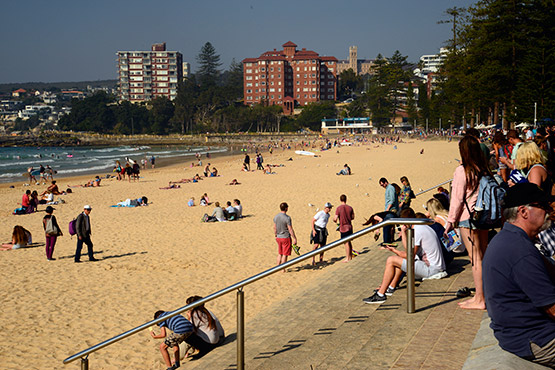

{"left": 186, "top": 246, "right": 482, "bottom": 370}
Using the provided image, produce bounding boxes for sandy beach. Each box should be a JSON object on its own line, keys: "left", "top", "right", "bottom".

{"left": 0, "top": 137, "right": 459, "bottom": 369}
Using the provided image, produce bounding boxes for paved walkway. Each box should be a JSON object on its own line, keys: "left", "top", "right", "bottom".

{"left": 186, "top": 241, "right": 485, "bottom": 369}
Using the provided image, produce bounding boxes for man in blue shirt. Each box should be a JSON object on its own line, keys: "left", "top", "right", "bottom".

{"left": 483, "top": 183, "right": 555, "bottom": 367}
{"left": 151, "top": 310, "right": 193, "bottom": 370}
{"left": 379, "top": 177, "right": 399, "bottom": 214}
{"left": 379, "top": 178, "right": 399, "bottom": 245}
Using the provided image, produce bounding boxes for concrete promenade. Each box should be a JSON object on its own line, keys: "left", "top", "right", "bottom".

{"left": 186, "top": 238, "right": 487, "bottom": 369}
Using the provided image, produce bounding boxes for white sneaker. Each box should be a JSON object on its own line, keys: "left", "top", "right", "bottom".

{"left": 423, "top": 271, "right": 448, "bottom": 280}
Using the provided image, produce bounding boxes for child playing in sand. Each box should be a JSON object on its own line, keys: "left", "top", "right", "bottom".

{"left": 151, "top": 310, "right": 193, "bottom": 370}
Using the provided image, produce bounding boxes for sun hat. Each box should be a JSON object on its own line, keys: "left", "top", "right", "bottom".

{"left": 84, "top": 205, "right": 92, "bottom": 210}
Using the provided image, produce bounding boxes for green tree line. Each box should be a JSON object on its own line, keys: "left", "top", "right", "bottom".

{"left": 437, "top": 0, "right": 555, "bottom": 127}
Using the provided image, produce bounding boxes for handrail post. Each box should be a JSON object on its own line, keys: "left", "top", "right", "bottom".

{"left": 237, "top": 288, "right": 245, "bottom": 370}
{"left": 406, "top": 227, "right": 415, "bottom": 313}
{"left": 81, "top": 357, "right": 88, "bottom": 370}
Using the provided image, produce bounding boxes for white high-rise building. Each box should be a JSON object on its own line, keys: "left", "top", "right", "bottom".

{"left": 413, "top": 48, "right": 449, "bottom": 79}
{"left": 117, "top": 43, "right": 183, "bottom": 102}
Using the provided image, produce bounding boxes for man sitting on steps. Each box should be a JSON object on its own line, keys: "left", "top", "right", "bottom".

{"left": 363, "top": 207, "right": 447, "bottom": 304}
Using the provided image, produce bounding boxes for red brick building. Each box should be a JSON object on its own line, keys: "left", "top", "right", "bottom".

{"left": 243, "top": 41, "right": 338, "bottom": 115}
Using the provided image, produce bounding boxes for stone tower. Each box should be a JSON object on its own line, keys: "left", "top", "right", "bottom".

{"left": 349, "top": 46, "right": 358, "bottom": 74}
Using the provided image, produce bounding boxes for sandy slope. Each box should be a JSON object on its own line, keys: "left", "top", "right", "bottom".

{"left": 0, "top": 138, "right": 459, "bottom": 369}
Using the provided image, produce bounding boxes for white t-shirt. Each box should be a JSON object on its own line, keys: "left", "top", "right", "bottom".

{"left": 191, "top": 310, "right": 225, "bottom": 344}
{"left": 414, "top": 225, "right": 445, "bottom": 272}
{"left": 313, "top": 210, "right": 330, "bottom": 229}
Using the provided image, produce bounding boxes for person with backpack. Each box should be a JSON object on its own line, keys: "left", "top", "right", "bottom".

{"left": 74, "top": 205, "right": 98, "bottom": 263}
{"left": 444, "top": 135, "right": 492, "bottom": 310}
{"left": 43, "top": 205, "right": 62, "bottom": 261}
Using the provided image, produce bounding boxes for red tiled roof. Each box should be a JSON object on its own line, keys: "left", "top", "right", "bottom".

{"left": 282, "top": 41, "right": 297, "bottom": 47}
{"left": 320, "top": 56, "right": 338, "bottom": 61}
{"left": 243, "top": 58, "right": 258, "bottom": 63}
{"left": 13, "top": 88, "right": 26, "bottom": 93}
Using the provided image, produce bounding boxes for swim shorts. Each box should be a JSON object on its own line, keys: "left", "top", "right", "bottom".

{"left": 276, "top": 237, "right": 292, "bottom": 256}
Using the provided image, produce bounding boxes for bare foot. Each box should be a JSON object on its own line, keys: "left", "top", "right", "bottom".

{"left": 342, "top": 258, "right": 352, "bottom": 263}
{"left": 458, "top": 298, "right": 486, "bottom": 310}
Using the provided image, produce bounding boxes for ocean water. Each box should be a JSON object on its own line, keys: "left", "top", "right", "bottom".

{"left": 0, "top": 145, "right": 228, "bottom": 183}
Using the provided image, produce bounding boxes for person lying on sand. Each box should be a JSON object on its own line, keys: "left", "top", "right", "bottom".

{"left": 227, "top": 179, "right": 240, "bottom": 185}
{"left": 68, "top": 176, "right": 101, "bottom": 188}
{"left": 161, "top": 184, "right": 181, "bottom": 189}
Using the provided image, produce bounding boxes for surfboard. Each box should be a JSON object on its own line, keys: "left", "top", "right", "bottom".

{"left": 295, "top": 150, "right": 316, "bottom": 156}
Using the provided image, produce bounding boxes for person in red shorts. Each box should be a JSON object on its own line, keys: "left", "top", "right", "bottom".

{"left": 273, "top": 202, "right": 297, "bottom": 270}
{"left": 334, "top": 194, "right": 355, "bottom": 262}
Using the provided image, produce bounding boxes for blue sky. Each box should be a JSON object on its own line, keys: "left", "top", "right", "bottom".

{"left": 0, "top": 0, "right": 476, "bottom": 84}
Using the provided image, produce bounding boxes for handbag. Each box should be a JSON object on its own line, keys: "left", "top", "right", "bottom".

{"left": 45, "top": 217, "right": 58, "bottom": 235}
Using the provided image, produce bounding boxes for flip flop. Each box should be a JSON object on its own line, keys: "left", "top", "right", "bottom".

{"left": 456, "top": 287, "right": 472, "bottom": 298}
{"left": 292, "top": 244, "right": 300, "bottom": 255}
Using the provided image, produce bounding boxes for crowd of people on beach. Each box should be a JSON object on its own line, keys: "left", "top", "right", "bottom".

{"left": 8, "top": 126, "right": 555, "bottom": 367}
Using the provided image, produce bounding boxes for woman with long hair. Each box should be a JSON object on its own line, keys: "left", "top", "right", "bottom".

{"left": 184, "top": 295, "right": 225, "bottom": 357}
{"left": 1, "top": 226, "right": 32, "bottom": 250}
{"left": 444, "top": 135, "right": 491, "bottom": 310}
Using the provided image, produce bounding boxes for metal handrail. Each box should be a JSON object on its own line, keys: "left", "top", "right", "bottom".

{"left": 64, "top": 218, "right": 433, "bottom": 368}
{"left": 413, "top": 179, "right": 453, "bottom": 198}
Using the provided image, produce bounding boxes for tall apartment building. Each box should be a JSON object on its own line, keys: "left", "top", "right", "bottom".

{"left": 337, "top": 46, "right": 376, "bottom": 76}
{"left": 413, "top": 48, "right": 448, "bottom": 79}
{"left": 117, "top": 43, "right": 183, "bottom": 102}
{"left": 243, "top": 41, "right": 338, "bottom": 115}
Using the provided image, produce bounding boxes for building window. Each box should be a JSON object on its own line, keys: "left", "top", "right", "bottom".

{"left": 247, "top": 89, "right": 252, "bottom": 93}
{"left": 246, "top": 83, "right": 252, "bottom": 87}
{"left": 246, "top": 76, "right": 252, "bottom": 80}
{"left": 328, "top": 94, "right": 334, "bottom": 99}
{"left": 246, "top": 69, "right": 252, "bottom": 73}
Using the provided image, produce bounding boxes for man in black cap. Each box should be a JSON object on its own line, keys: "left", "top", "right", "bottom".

{"left": 483, "top": 183, "right": 555, "bottom": 367}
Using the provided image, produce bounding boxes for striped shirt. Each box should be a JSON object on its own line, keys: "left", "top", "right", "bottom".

{"left": 157, "top": 312, "right": 193, "bottom": 334}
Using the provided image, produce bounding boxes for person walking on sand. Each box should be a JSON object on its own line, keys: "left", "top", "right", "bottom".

{"left": 244, "top": 153, "right": 250, "bottom": 171}
{"left": 334, "top": 194, "right": 355, "bottom": 262}
{"left": 273, "top": 202, "right": 297, "bottom": 269}
{"left": 74, "top": 205, "right": 98, "bottom": 263}
{"left": 310, "top": 202, "right": 333, "bottom": 265}
{"left": 43, "top": 205, "right": 62, "bottom": 261}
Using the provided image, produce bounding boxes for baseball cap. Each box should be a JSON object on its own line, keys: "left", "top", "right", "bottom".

{"left": 84, "top": 205, "right": 92, "bottom": 210}
{"left": 503, "top": 183, "right": 554, "bottom": 208}
{"left": 45, "top": 206, "right": 55, "bottom": 213}
{"left": 324, "top": 202, "right": 333, "bottom": 208}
